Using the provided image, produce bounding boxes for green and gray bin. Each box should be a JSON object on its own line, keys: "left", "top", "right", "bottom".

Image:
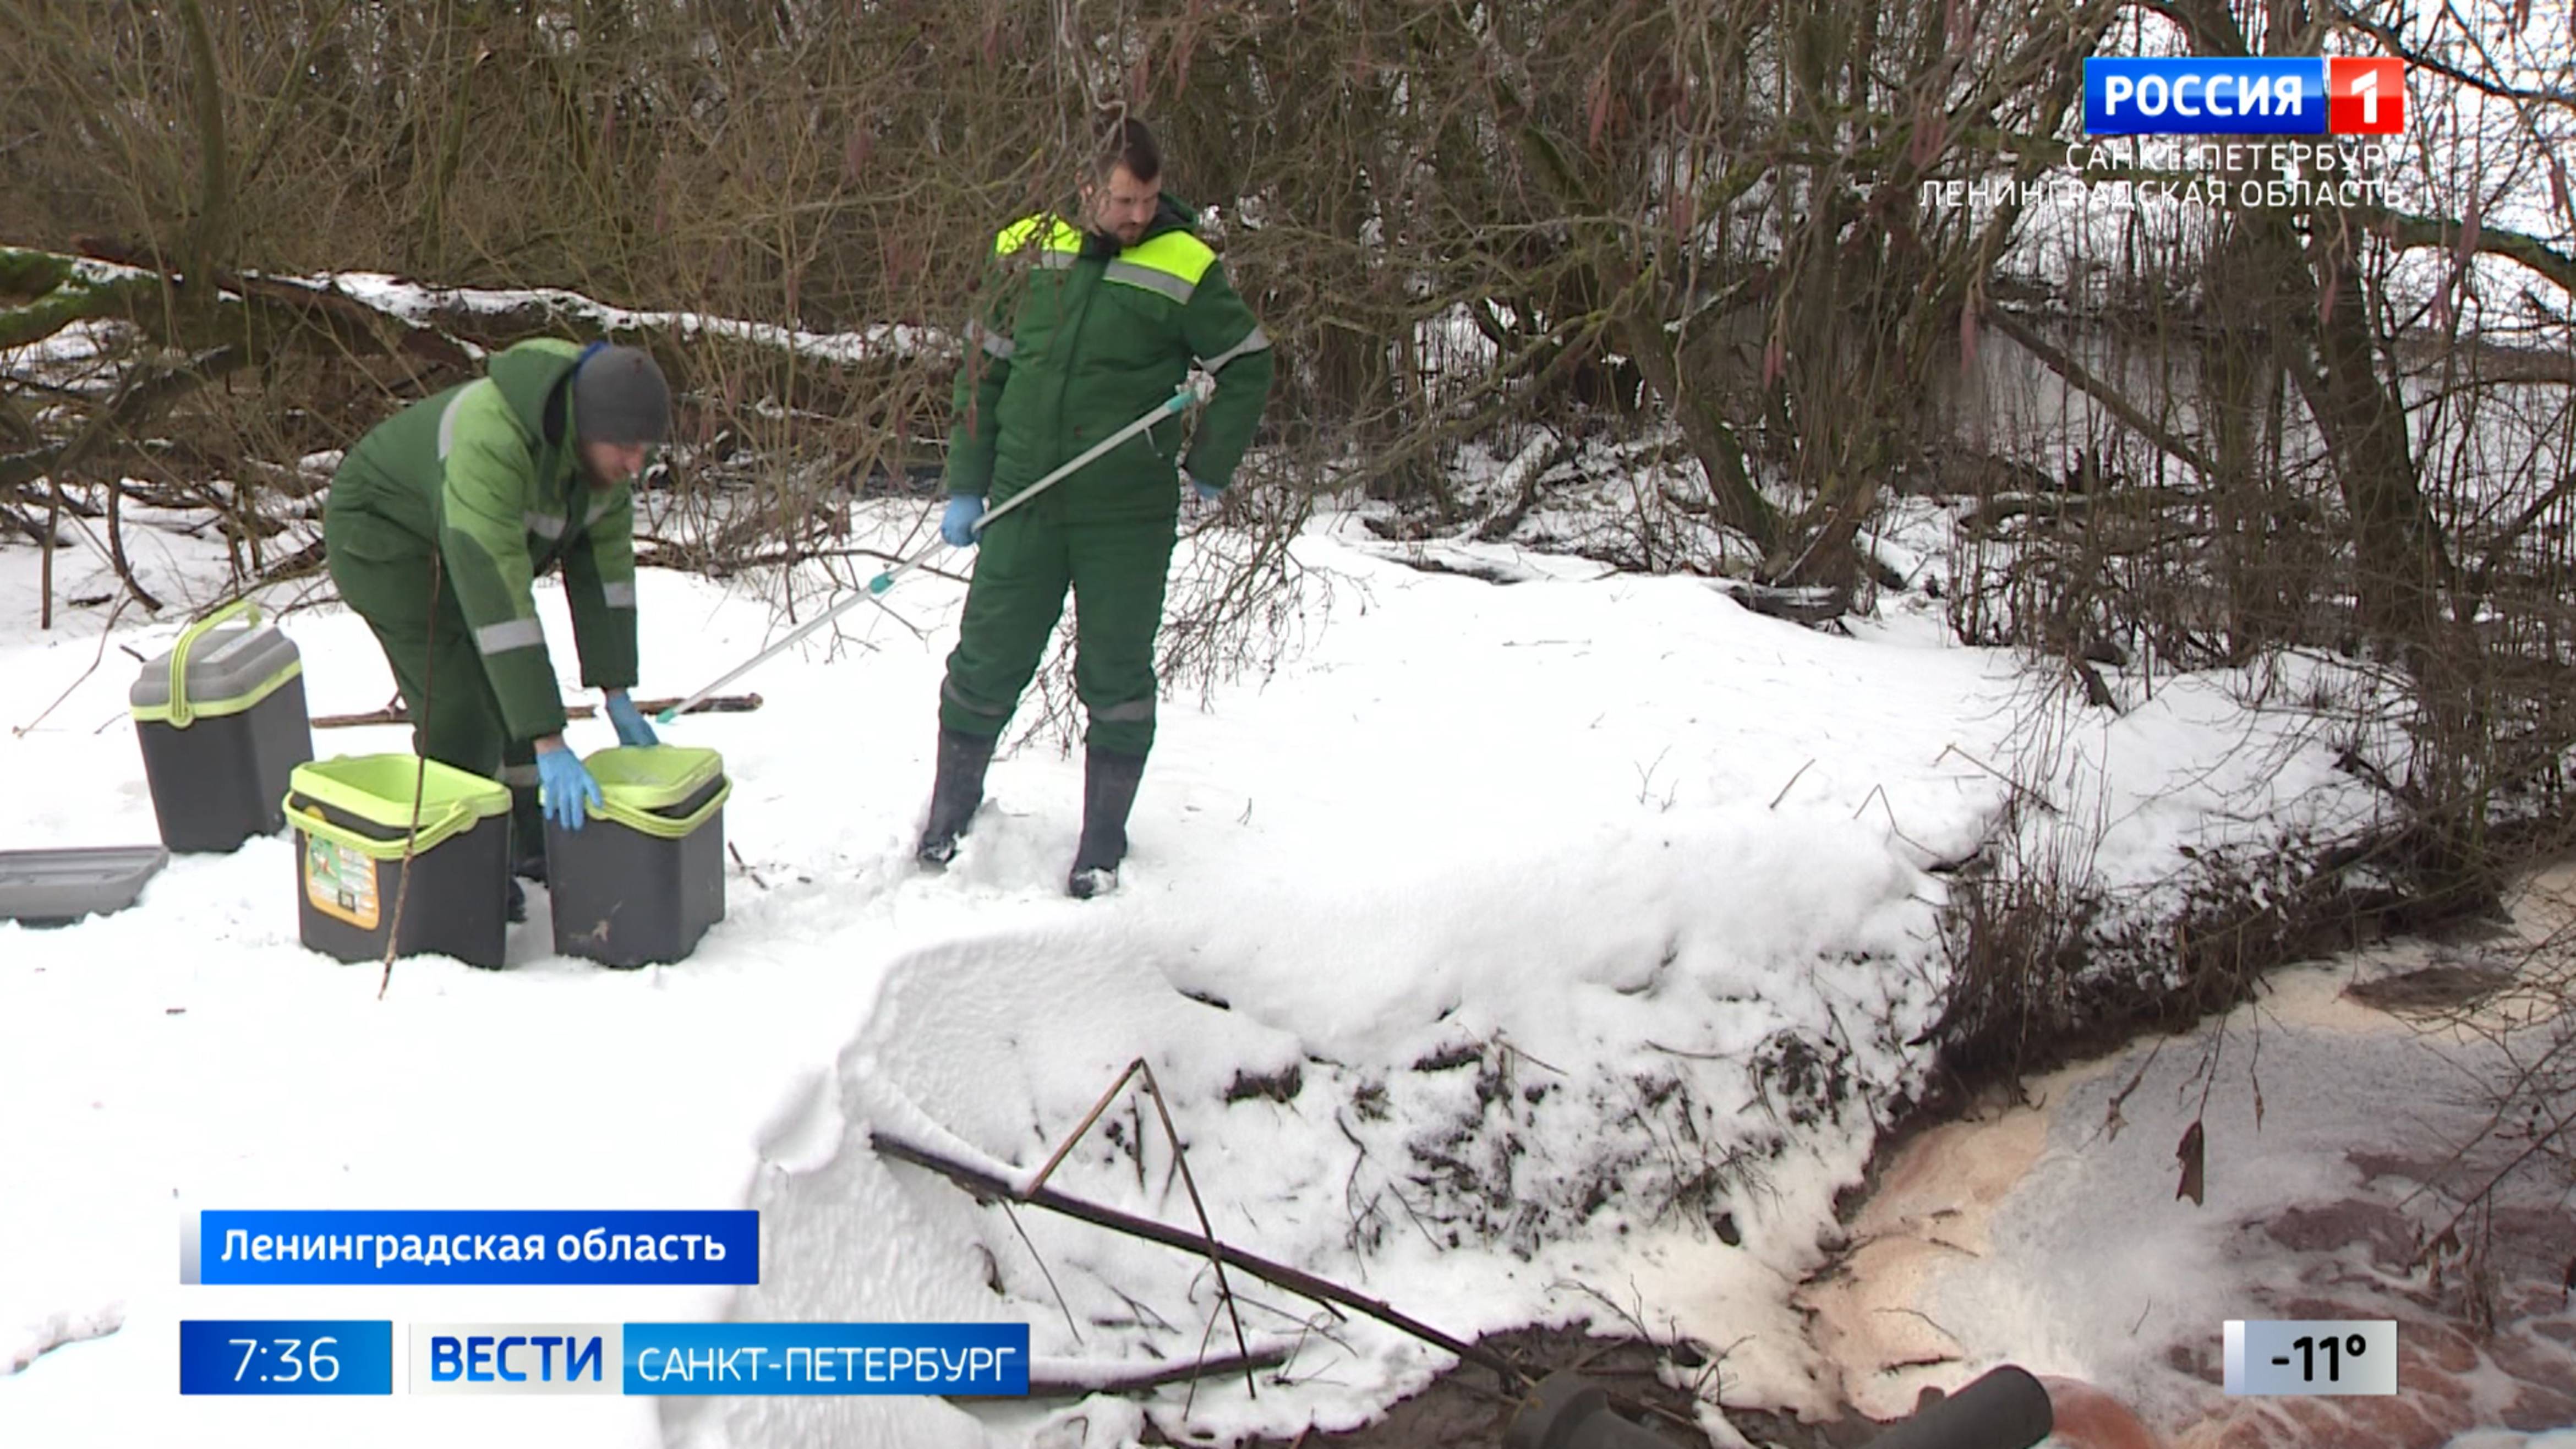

{"left": 129, "top": 598, "right": 314, "bottom": 854}
{"left": 545, "top": 745, "right": 731, "bottom": 969}
{"left": 283, "top": 754, "right": 513, "bottom": 970}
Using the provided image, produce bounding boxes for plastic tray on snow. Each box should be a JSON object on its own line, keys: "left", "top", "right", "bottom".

{"left": 0, "top": 845, "right": 170, "bottom": 927}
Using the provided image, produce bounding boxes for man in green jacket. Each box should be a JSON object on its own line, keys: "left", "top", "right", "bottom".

{"left": 324, "top": 338, "right": 670, "bottom": 920}
{"left": 918, "top": 117, "right": 1274, "bottom": 898}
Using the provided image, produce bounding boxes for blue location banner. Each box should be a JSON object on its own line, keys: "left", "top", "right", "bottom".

{"left": 622, "top": 1322, "right": 1030, "bottom": 1396}
{"left": 193, "top": 1210, "right": 758, "bottom": 1284}
{"left": 179, "top": 1320, "right": 393, "bottom": 1395}
{"left": 2085, "top": 58, "right": 2328, "bottom": 135}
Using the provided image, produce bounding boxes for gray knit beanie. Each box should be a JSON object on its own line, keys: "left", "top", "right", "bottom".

{"left": 572, "top": 345, "right": 671, "bottom": 446}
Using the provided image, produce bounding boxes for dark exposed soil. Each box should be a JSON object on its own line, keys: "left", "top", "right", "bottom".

{"left": 1133, "top": 1326, "right": 1900, "bottom": 1449}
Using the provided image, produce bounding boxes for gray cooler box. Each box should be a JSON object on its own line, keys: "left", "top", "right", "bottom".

{"left": 129, "top": 599, "right": 315, "bottom": 854}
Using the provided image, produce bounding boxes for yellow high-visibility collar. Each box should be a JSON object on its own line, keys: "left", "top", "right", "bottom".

{"left": 995, "top": 214, "right": 1215, "bottom": 297}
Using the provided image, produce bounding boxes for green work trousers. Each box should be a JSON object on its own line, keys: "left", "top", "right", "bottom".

{"left": 937, "top": 506, "right": 1177, "bottom": 758}
{"left": 325, "top": 505, "right": 545, "bottom": 857}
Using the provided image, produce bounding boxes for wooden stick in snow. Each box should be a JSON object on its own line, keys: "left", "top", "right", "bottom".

{"left": 869, "top": 1131, "right": 1529, "bottom": 1391}
{"left": 947, "top": 1345, "right": 1294, "bottom": 1401}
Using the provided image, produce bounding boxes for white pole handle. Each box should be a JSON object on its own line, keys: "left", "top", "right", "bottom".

{"left": 657, "top": 376, "right": 1212, "bottom": 724}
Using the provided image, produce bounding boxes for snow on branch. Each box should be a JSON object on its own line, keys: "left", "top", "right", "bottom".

{"left": 314, "top": 272, "right": 958, "bottom": 369}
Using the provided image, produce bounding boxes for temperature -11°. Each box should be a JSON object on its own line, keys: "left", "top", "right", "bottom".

{"left": 2224, "top": 1319, "right": 2398, "bottom": 1396}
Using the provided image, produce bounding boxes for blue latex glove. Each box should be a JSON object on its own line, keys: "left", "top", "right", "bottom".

{"left": 603, "top": 692, "right": 658, "bottom": 748}
{"left": 942, "top": 495, "right": 985, "bottom": 548}
{"left": 537, "top": 747, "right": 604, "bottom": 832}
{"left": 1182, "top": 473, "right": 1223, "bottom": 523}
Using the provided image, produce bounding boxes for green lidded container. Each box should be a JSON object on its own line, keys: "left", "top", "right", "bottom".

{"left": 129, "top": 597, "right": 314, "bottom": 854}
{"left": 545, "top": 744, "right": 731, "bottom": 969}
{"left": 283, "top": 754, "right": 513, "bottom": 970}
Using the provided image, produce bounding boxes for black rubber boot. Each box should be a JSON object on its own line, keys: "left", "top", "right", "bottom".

{"left": 506, "top": 876, "right": 528, "bottom": 924}
{"left": 916, "top": 729, "right": 999, "bottom": 869}
{"left": 1067, "top": 747, "right": 1147, "bottom": 899}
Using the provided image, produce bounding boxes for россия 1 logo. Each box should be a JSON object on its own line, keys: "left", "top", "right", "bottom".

{"left": 2085, "top": 57, "right": 2405, "bottom": 136}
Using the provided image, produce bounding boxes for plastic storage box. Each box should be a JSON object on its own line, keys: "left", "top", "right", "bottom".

{"left": 0, "top": 845, "right": 168, "bottom": 927}
{"left": 546, "top": 745, "right": 731, "bottom": 969}
{"left": 130, "top": 598, "right": 314, "bottom": 853}
{"left": 283, "top": 755, "right": 513, "bottom": 970}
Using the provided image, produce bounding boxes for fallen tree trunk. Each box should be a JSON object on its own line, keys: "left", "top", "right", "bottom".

{"left": 2, "top": 242, "right": 474, "bottom": 372}
{"left": 1707, "top": 578, "right": 1850, "bottom": 625}
{"left": 0, "top": 248, "right": 173, "bottom": 351}
{"left": 11, "top": 240, "right": 961, "bottom": 434}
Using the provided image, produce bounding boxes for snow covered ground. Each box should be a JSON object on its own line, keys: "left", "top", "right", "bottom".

{"left": 0, "top": 483, "right": 2554, "bottom": 1449}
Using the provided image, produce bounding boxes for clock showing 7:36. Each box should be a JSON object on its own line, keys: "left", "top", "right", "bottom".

{"left": 179, "top": 1320, "right": 393, "bottom": 1395}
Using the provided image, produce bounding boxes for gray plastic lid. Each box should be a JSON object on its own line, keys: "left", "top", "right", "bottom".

{"left": 129, "top": 624, "right": 302, "bottom": 712}
{"left": 0, "top": 845, "right": 168, "bottom": 923}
